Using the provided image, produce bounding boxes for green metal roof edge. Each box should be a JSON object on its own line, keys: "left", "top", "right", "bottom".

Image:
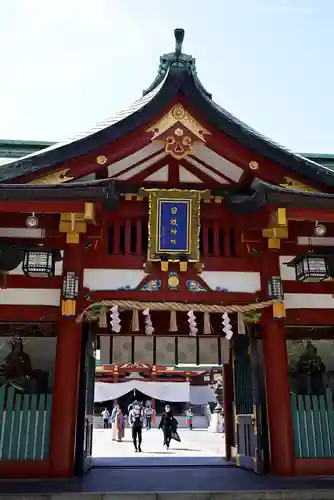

{"left": 301, "top": 153, "right": 334, "bottom": 160}
{"left": 0, "top": 139, "right": 55, "bottom": 147}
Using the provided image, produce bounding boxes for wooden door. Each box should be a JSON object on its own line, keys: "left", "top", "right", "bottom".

{"left": 75, "top": 325, "right": 96, "bottom": 475}
{"left": 233, "top": 331, "right": 269, "bottom": 474}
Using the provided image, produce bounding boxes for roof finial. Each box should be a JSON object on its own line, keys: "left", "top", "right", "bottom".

{"left": 174, "top": 28, "right": 185, "bottom": 57}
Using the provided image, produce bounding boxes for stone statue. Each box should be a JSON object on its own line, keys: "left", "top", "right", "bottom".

{"left": 0, "top": 335, "right": 49, "bottom": 393}
{"left": 212, "top": 377, "right": 224, "bottom": 413}
{"left": 209, "top": 376, "right": 224, "bottom": 433}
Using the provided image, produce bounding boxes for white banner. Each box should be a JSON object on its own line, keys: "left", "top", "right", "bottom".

{"left": 94, "top": 381, "right": 190, "bottom": 403}
{"left": 189, "top": 385, "right": 216, "bottom": 405}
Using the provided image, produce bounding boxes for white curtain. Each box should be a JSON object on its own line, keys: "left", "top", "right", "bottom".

{"left": 189, "top": 386, "right": 216, "bottom": 405}
{"left": 94, "top": 381, "right": 190, "bottom": 403}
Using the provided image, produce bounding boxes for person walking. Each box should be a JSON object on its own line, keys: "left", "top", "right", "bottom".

{"left": 101, "top": 408, "right": 110, "bottom": 429}
{"left": 115, "top": 404, "right": 125, "bottom": 442}
{"left": 128, "top": 402, "right": 144, "bottom": 452}
{"left": 159, "top": 405, "right": 174, "bottom": 449}
{"left": 186, "top": 407, "right": 194, "bottom": 430}
{"left": 110, "top": 404, "right": 118, "bottom": 440}
{"left": 145, "top": 405, "right": 154, "bottom": 430}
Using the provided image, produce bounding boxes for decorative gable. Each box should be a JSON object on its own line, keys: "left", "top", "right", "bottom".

{"left": 146, "top": 103, "right": 210, "bottom": 160}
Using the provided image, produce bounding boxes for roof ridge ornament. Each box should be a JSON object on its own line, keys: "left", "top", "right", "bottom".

{"left": 143, "top": 28, "right": 211, "bottom": 99}
{"left": 174, "top": 28, "right": 185, "bottom": 58}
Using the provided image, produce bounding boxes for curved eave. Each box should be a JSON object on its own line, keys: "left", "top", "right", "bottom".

{"left": 0, "top": 178, "right": 231, "bottom": 202}
{"left": 1, "top": 65, "right": 334, "bottom": 187}
{"left": 0, "top": 72, "right": 177, "bottom": 183}
{"left": 227, "top": 179, "right": 334, "bottom": 214}
{"left": 0, "top": 178, "right": 119, "bottom": 202}
{"left": 185, "top": 76, "right": 334, "bottom": 187}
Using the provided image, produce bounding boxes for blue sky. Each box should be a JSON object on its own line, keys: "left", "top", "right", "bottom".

{"left": 0, "top": 0, "right": 333, "bottom": 153}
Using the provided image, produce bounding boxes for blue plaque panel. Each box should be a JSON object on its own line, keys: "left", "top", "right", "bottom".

{"left": 147, "top": 189, "right": 200, "bottom": 262}
{"left": 157, "top": 199, "right": 190, "bottom": 253}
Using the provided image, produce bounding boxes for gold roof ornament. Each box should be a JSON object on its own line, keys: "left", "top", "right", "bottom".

{"left": 249, "top": 160, "right": 259, "bottom": 170}
{"left": 29, "top": 168, "right": 74, "bottom": 185}
{"left": 279, "top": 176, "right": 319, "bottom": 193}
{"left": 146, "top": 104, "right": 210, "bottom": 160}
{"left": 96, "top": 155, "right": 108, "bottom": 165}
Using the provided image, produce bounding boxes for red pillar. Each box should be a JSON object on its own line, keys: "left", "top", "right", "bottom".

{"left": 223, "top": 361, "right": 234, "bottom": 460}
{"left": 262, "top": 318, "right": 295, "bottom": 475}
{"left": 50, "top": 242, "right": 84, "bottom": 477}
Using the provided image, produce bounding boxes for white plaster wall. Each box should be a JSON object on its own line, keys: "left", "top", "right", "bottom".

{"left": 83, "top": 269, "right": 147, "bottom": 291}
{"left": 200, "top": 271, "right": 261, "bottom": 293}
{"left": 284, "top": 293, "right": 334, "bottom": 309}
{"left": 298, "top": 236, "right": 334, "bottom": 247}
{"left": 0, "top": 228, "right": 45, "bottom": 239}
{"left": 279, "top": 256, "right": 296, "bottom": 281}
{"left": 0, "top": 288, "right": 60, "bottom": 306}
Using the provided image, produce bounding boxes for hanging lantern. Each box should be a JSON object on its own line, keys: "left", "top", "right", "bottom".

{"left": 267, "top": 276, "right": 285, "bottom": 319}
{"left": 22, "top": 250, "right": 56, "bottom": 277}
{"left": 62, "top": 272, "right": 79, "bottom": 300}
{"left": 61, "top": 272, "right": 79, "bottom": 318}
{"left": 267, "top": 276, "right": 284, "bottom": 300}
{"left": 286, "top": 254, "right": 329, "bottom": 283}
{"left": 61, "top": 299, "right": 77, "bottom": 317}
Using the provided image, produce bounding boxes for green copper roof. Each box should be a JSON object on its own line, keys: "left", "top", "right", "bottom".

{"left": 0, "top": 139, "right": 54, "bottom": 160}
{"left": 301, "top": 153, "right": 334, "bottom": 171}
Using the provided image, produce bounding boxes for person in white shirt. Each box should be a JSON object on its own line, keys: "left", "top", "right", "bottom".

{"left": 101, "top": 408, "right": 110, "bottom": 429}
{"left": 145, "top": 406, "right": 154, "bottom": 430}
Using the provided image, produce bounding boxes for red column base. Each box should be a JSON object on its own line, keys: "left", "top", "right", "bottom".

{"left": 263, "top": 320, "right": 295, "bottom": 476}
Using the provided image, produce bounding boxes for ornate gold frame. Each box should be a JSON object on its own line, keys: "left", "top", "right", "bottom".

{"left": 147, "top": 189, "right": 201, "bottom": 262}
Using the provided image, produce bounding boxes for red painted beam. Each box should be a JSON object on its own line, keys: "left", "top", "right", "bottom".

{"left": 0, "top": 460, "right": 51, "bottom": 479}
{"left": 284, "top": 281, "right": 334, "bottom": 294}
{"left": 0, "top": 305, "right": 59, "bottom": 321}
{"left": 0, "top": 237, "right": 64, "bottom": 247}
{"left": 0, "top": 200, "right": 85, "bottom": 213}
{"left": 0, "top": 213, "right": 58, "bottom": 228}
{"left": 1, "top": 275, "right": 62, "bottom": 289}
{"left": 103, "top": 200, "right": 147, "bottom": 219}
{"left": 83, "top": 254, "right": 260, "bottom": 272}
{"left": 286, "top": 309, "right": 334, "bottom": 324}
{"left": 83, "top": 254, "right": 145, "bottom": 269}
{"left": 287, "top": 208, "right": 334, "bottom": 222}
{"left": 295, "top": 458, "right": 334, "bottom": 476}
{"left": 85, "top": 289, "right": 259, "bottom": 305}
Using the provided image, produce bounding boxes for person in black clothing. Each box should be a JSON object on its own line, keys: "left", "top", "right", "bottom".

{"left": 129, "top": 403, "right": 144, "bottom": 452}
{"left": 159, "top": 404, "right": 174, "bottom": 449}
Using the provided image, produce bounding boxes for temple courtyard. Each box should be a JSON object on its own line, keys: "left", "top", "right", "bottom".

{"left": 92, "top": 428, "right": 226, "bottom": 465}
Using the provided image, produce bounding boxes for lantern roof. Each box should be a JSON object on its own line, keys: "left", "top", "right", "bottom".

{"left": 1, "top": 29, "right": 334, "bottom": 187}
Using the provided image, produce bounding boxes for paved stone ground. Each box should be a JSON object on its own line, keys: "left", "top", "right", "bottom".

{"left": 1, "top": 429, "right": 334, "bottom": 497}
{"left": 93, "top": 428, "right": 226, "bottom": 459}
